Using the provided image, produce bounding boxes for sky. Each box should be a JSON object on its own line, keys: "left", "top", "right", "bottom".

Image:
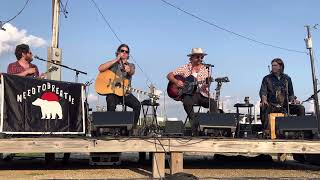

{"left": 0, "top": 0, "right": 320, "bottom": 120}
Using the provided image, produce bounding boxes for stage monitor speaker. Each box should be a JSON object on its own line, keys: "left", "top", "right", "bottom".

{"left": 276, "top": 115, "right": 318, "bottom": 139}
{"left": 195, "top": 113, "right": 237, "bottom": 132}
{"left": 92, "top": 111, "right": 134, "bottom": 130}
{"left": 163, "top": 121, "right": 184, "bottom": 136}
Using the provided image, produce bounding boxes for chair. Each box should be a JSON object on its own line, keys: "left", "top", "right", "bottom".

{"left": 268, "top": 113, "right": 285, "bottom": 139}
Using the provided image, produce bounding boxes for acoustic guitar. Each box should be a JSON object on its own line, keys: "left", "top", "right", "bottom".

{"left": 167, "top": 75, "right": 211, "bottom": 101}
{"left": 95, "top": 69, "right": 159, "bottom": 99}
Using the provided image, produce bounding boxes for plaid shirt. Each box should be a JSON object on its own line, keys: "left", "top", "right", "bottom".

{"left": 7, "top": 61, "right": 39, "bottom": 77}
{"left": 172, "top": 63, "right": 211, "bottom": 97}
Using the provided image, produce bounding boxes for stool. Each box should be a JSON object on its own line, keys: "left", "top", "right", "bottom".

{"left": 141, "top": 99, "right": 160, "bottom": 133}
{"left": 234, "top": 102, "right": 254, "bottom": 138}
{"left": 268, "top": 113, "right": 285, "bottom": 139}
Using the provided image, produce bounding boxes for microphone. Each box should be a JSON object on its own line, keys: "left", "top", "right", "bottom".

{"left": 202, "top": 63, "right": 214, "bottom": 67}
{"left": 34, "top": 55, "right": 47, "bottom": 62}
{"left": 34, "top": 55, "right": 47, "bottom": 61}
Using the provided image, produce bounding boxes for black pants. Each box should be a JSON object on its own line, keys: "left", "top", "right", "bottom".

{"left": 260, "top": 104, "right": 305, "bottom": 130}
{"left": 106, "top": 94, "right": 141, "bottom": 127}
{"left": 183, "top": 93, "right": 218, "bottom": 133}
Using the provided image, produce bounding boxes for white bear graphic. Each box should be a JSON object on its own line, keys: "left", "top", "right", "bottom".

{"left": 32, "top": 98, "right": 63, "bottom": 119}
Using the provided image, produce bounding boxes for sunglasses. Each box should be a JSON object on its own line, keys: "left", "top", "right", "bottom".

{"left": 192, "top": 55, "right": 204, "bottom": 59}
{"left": 120, "top": 49, "right": 129, "bottom": 54}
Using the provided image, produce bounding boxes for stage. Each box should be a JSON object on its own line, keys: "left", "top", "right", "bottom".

{"left": 0, "top": 137, "right": 320, "bottom": 178}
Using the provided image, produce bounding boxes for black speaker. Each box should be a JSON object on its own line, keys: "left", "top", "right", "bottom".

{"left": 276, "top": 115, "right": 318, "bottom": 139}
{"left": 163, "top": 121, "right": 184, "bottom": 136}
{"left": 196, "top": 113, "right": 237, "bottom": 130}
{"left": 195, "top": 113, "right": 237, "bottom": 137}
{"left": 92, "top": 111, "right": 134, "bottom": 130}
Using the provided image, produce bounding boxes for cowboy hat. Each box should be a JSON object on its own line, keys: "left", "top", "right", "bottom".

{"left": 187, "top": 48, "right": 208, "bottom": 57}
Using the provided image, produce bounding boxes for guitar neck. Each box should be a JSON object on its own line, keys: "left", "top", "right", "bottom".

{"left": 126, "top": 86, "right": 154, "bottom": 97}
{"left": 43, "top": 67, "right": 58, "bottom": 75}
{"left": 43, "top": 71, "right": 51, "bottom": 75}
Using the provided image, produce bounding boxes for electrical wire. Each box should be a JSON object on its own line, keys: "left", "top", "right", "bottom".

{"left": 159, "top": 0, "right": 308, "bottom": 55}
{"left": 89, "top": 0, "right": 154, "bottom": 87}
{"left": 0, "top": 0, "right": 31, "bottom": 28}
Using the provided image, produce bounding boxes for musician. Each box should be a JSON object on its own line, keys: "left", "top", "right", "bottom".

{"left": 259, "top": 58, "right": 305, "bottom": 131}
{"left": 98, "top": 44, "right": 141, "bottom": 127}
{"left": 7, "top": 44, "right": 44, "bottom": 78}
{"left": 5, "top": 43, "right": 46, "bottom": 161}
{"left": 167, "top": 48, "right": 218, "bottom": 135}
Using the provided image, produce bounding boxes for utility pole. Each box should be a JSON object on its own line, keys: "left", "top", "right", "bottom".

{"left": 47, "top": 0, "right": 62, "bottom": 80}
{"left": 45, "top": 0, "right": 63, "bottom": 164}
{"left": 304, "top": 25, "right": 320, "bottom": 133}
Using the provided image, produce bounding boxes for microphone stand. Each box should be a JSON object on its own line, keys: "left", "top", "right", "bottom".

{"left": 203, "top": 63, "right": 214, "bottom": 113}
{"left": 119, "top": 59, "right": 126, "bottom": 111}
{"left": 285, "top": 79, "right": 290, "bottom": 116}
{"left": 34, "top": 56, "right": 87, "bottom": 83}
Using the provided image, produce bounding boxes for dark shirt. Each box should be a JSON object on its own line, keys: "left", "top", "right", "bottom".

{"left": 259, "top": 73, "right": 295, "bottom": 108}
{"left": 108, "top": 62, "right": 135, "bottom": 95}
{"left": 109, "top": 62, "right": 135, "bottom": 81}
{"left": 7, "top": 61, "right": 39, "bottom": 77}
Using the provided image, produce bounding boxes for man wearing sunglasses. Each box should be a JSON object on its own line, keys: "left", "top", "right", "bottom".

{"left": 167, "top": 48, "right": 218, "bottom": 135}
{"left": 7, "top": 44, "right": 44, "bottom": 78}
{"left": 98, "top": 44, "right": 141, "bottom": 128}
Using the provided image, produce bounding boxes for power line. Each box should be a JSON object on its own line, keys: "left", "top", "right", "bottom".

{"left": 0, "top": 0, "right": 31, "bottom": 28}
{"left": 89, "top": 0, "right": 123, "bottom": 43}
{"left": 60, "top": 0, "right": 69, "bottom": 18}
{"left": 65, "top": 0, "right": 69, "bottom": 9}
{"left": 159, "top": 0, "right": 308, "bottom": 55}
{"left": 88, "top": 0, "right": 154, "bottom": 86}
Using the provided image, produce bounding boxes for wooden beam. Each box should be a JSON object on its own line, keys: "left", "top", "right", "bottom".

{"left": 0, "top": 138, "right": 170, "bottom": 153}
{"left": 152, "top": 152, "right": 165, "bottom": 179}
{"left": 169, "top": 139, "right": 320, "bottom": 154}
{"left": 0, "top": 138, "right": 319, "bottom": 154}
{"left": 170, "top": 152, "right": 183, "bottom": 174}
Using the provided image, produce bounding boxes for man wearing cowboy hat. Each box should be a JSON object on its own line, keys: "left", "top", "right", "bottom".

{"left": 167, "top": 48, "right": 218, "bottom": 135}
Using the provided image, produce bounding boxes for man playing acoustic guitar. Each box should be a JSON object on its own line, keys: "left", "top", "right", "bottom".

{"left": 98, "top": 44, "right": 141, "bottom": 127}
{"left": 167, "top": 48, "right": 218, "bottom": 135}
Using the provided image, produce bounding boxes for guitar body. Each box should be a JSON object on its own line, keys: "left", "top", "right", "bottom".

{"left": 167, "top": 75, "right": 197, "bottom": 101}
{"left": 95, "top": 70, "right": 130, "bottom": 96}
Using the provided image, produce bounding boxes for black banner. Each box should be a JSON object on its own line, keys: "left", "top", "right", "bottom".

{"left": 0, "top": 74, "right": 85, "bottom": 134}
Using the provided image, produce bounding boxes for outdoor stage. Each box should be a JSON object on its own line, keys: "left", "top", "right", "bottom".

{"left": 0, "top": 137, "right": 320, "bottom": 178}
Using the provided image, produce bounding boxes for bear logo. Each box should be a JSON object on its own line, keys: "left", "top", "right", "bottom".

{"left": 32, "top": 92, "right": 63, "bottom": 119}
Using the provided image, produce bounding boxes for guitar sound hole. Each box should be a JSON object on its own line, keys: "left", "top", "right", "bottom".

{"left": 115, "top": 82, "right": 121, "bottom": 87}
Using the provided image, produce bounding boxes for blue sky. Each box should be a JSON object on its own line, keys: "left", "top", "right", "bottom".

{"left": 1, "top": 0, "right": 320, "bottom": 119}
